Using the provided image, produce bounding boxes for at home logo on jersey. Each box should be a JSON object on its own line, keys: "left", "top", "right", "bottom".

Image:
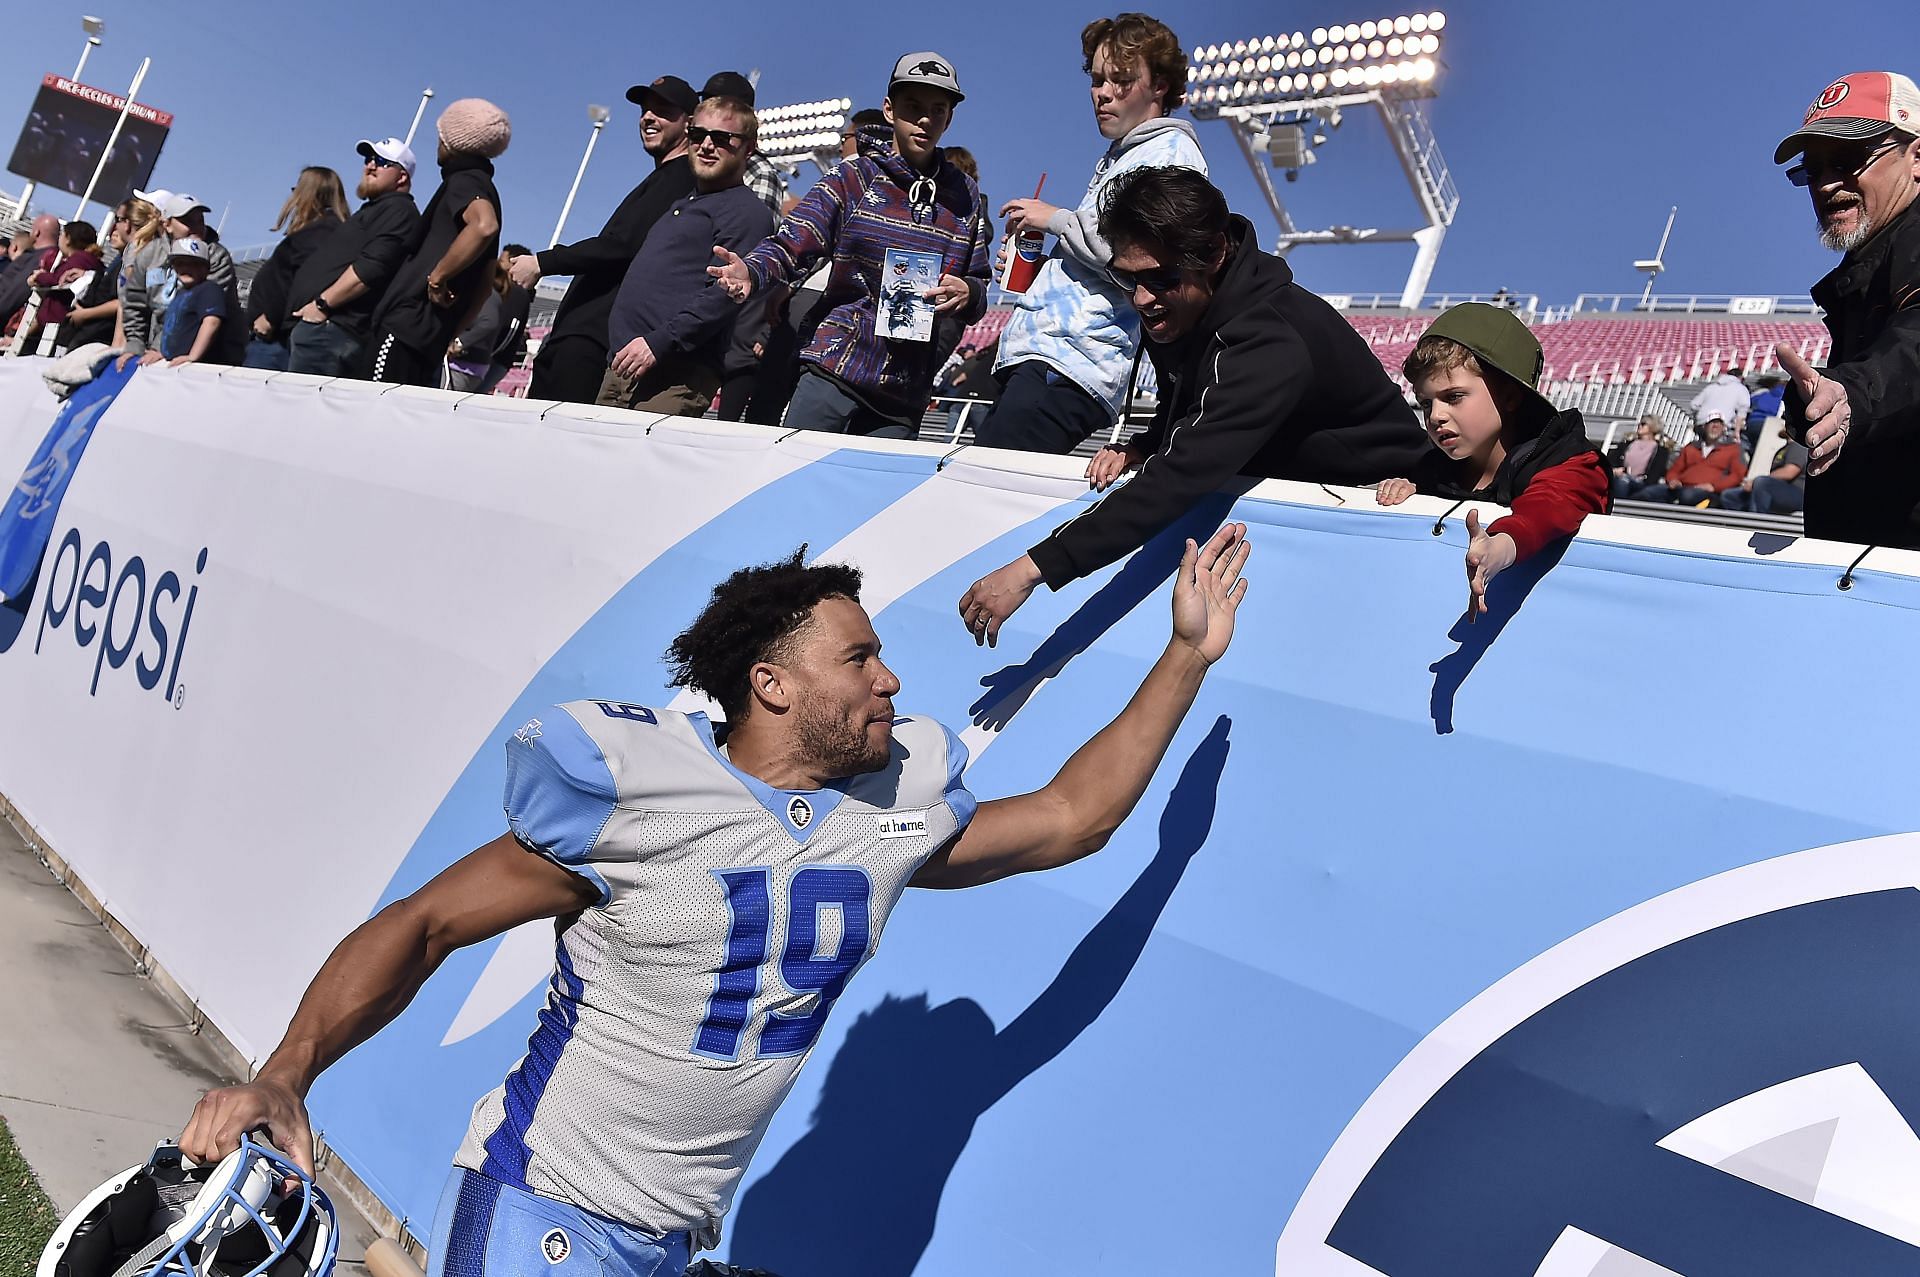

{"left": 21, "top": 526, "right": 207, "bottom": 703}
{"left": 876, "top": 812, "right": 928, "bottom": 839}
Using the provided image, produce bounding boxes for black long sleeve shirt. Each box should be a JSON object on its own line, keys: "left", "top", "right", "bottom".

{"left": 539, "top": 156, "right": 696, "bottom": 352}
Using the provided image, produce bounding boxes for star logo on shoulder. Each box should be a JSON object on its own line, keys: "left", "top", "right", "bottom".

{"left": 514, "top": 718, "right": 543, "bottom": 746}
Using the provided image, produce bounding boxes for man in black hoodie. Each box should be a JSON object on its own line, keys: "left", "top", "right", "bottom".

{"left": 959, "top": 166, "right": 1430, "bottom": 645}
{"left": 508, "top": 75, "right": 697, "bottom": 404}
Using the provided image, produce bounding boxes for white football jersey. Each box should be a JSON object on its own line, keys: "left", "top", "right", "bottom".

{"left": 452, "top": 700, "right": 974, "bottom": 1249}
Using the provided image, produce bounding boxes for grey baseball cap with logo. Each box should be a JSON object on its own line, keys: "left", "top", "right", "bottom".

{"left": 890, "top": 51, "right": 964, "bottom": 103}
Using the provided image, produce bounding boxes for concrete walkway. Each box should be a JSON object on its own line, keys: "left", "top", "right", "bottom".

{"left": 0, "top": 819, "right": 379, "bottom": 1271}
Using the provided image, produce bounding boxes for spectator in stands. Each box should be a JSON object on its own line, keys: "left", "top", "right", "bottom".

{"left": 159, "top": 194, "right": 247, "bottom": 365}
{"left": 1633, "top": 414, "right": 1745, "bottom": 505}
{"left": 737, "top": 108, "right": 889, "bottom": 426}
{"left": 700, "top": 72, "right": 785, "bottom": 214}
{"left": 363, "top": 99, "right": 509, "bottom": 387}
{"left": 446, "top": 244, "right": 533, "bottom": 393}
{"left": 244, "top": 168, "right": 349, "bottom": 371}
{"left": 1689, "top": 367, "right": 1750, "bottom": 448}
{"left": 709, "top": 53, "right": 992, "bottom": 437}
{"left": 1773, "top": 71, "right": 1920, "bottom": 547}
{"left": 1719, "top": 434, "right": 1809, "bottom": 515}
{"left": 1607, "top": 415, "right": 1671, "bottom": 500}
{"left": 1370, "top": 305, "right": 1609, "bottom": 613}
{"left": 482, "top": 242, "right": 534, "bottom": 392}
{"left": 699, "top": 75, "right": 784, "bottom": 422}
{"left": 598, "top": 96, "right": 773, "bottom": 416}
{"left": 139, "top": 237, "right": 224, "bottom": 369}
{"left": 284, "top": 139, "right": 421, "bottom": 378}
{"left": 1744, "top": 372, "right": 1785, "bottom": 453}
{"left": 0, "top": 215, "right": 59, "bottom": 334}
{"left": 22, "top": 219, "right": 101, "bottom": 345}
{"left": 942, "top": 338, "right": 1000, "bottom": 401}
{"left": 112, "top": 196, "right": 170, "bottom": 369}
{"left": 977, "top": 13, "right": 1206, "bottom": 456}
{"left": 59, "top": 201, "right": 128, "bottom": 351}
{"left": 958, "top": 167, "right": 1430, "bottom": 644}
{"left": 510, "top": 75, "right": 696, "bottom": 403}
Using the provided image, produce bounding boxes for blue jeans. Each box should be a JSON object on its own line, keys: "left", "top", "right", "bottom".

{"left": 241, "top": 336, "right": 289, "bottom": 370}
{"left": 428, "top": 1168, "right": 690, "bottom": 1277}
{"left": 1725, "top": 476, "right": 1804, "bottom": 514}
{"left": 975, "top": 361, "right": 1111, "bottom": 453}
{"left": 782, "top": 368, "right": 914, "bottom": 438}
{"left": 286, "top": 319, "right": 363, "bottom": 377}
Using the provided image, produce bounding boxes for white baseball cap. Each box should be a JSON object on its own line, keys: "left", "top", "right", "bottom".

{"left": 159, "top": 192, "right": 211, "bottom": 221}
{"left": 168, "top": 236, "right": 209, "bottom": 263}
{"left": 355, "top": 137, "right": 417, "bottom": 178}
{"left": 132, "top": 187, "right": 173, "bottom": 209}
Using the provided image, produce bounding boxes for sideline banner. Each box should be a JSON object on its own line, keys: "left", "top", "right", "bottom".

{"left": 3, "top": 365, "right": 1920, "bottom": 1275}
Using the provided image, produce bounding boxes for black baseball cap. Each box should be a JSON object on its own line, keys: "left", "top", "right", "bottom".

{"left": 700, "top": 72, "right": 756, "bottom": 106}
{"left": 626, "top": 75, "right": 696, "bottom": 114}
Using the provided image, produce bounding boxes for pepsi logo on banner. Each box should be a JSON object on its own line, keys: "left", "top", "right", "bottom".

{"left": 1279, "top": 836, "right": 1920, "bottom": 1276}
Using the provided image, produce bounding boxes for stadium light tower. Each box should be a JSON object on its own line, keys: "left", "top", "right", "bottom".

{"left": 756, "top": 96, "right": 854, "bottom": 189}
{"left": 1634, "top": 205, "right": 1677, "bottom": 310}
{"left": 1188, "top": 12, "right": 1459, "bottom": 307}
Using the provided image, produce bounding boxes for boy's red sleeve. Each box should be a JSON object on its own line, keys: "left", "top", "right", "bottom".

{"left": 1488, "top": 453, "right": 1609, "bottom": 562}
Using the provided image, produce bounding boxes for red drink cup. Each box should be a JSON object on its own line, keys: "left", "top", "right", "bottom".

{"left": 1001, "top": 231, "right": 1044, "bottom": 293}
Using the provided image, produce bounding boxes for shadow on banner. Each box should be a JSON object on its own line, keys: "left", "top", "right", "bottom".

{"left": 725, "top": 716, "right": 1233, "bottom": 1277}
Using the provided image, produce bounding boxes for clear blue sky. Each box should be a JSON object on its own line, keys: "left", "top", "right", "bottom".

{"left": 2, "top": 0, "right": 1914, "bottom": 303}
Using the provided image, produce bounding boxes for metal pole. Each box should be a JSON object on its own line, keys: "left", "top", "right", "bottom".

{"left": 73, "top": 35, "right": 101, "bottom": 82}
{"left": 403, "top": 88, "right": 435, "bottom": 148}
{"left": 73, "top": 56, "right": 148, "bottom": 223}
{"left": 550, "top": 119, "right": 607, "bottom": 248}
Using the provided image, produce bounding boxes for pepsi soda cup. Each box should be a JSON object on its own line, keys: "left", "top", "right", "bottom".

{"left": 1001, "top": 230, "right": 1044, "bottom": 293}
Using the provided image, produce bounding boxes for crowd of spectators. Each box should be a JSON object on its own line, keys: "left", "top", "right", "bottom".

{"left": 0, "top": 40, "right": 1915, "bottom": 587}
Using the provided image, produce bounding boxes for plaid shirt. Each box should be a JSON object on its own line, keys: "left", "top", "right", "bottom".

{"left": 744, "top": 151, "right": 786, "bottom": 214}
{"left": 742, "top": 128, "right": 991, "bottom": 421}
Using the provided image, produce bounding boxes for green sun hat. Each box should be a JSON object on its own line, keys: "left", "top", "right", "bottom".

{"left": 1423, "top": 302, "right": 1556, "bottom": 424}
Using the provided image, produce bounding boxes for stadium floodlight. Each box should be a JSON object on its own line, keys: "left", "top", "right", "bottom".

{"left": 757, "top": 96, "right": 854, "bottom": 178}
{"left": 1187, "top": 11, "right": 1458, "bottom": 307}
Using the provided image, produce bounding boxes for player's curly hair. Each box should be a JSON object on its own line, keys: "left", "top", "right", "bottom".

{"left": 665, "top": 548, "right": 864, "bottom": 723}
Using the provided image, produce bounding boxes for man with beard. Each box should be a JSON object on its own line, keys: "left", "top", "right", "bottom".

{"left": 510, "top": 74, "right": 697, "bottom": 403}
{"left": 1773, "top": 71, "right": 1920, "bottom": 547}
{"left": 177, "top": 526, "right": 1250, "bottom": 1276}
{"left": 285, "top": 137, "right": 421, "bottom": 377}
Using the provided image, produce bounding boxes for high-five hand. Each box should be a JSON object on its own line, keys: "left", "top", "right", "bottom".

{"left": 1776, "top": 343, "right": 1851, "bottom": 477}
{"left": 707, "top": 246, "right": 754, "bottom": 303}
{"left": 1463, "top": 508, "right": 1516, "bottom": 621}
{"left": 1171, "top": 522, "right": 1251, "bottom": 665}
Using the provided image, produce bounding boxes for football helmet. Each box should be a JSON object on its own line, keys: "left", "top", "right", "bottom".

{"left": 38, "top": 1135, "right": 337, "bottom": 1277}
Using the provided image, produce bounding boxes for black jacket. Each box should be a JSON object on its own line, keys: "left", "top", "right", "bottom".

{"left": 1795, "top": 197, "right": 1920, "bottom": 546}
{"left": 1607, "top": 438, "right": 1670, "bottom": 485}
{"left": 540, "top": 156, "right": 696, "bottom": 352}
{"left": 287, "top": 191, "right": 420, "bottom": 338}
{"left": 248, "top": 221, "right": 345, "bottom": 341}
{"left": 1028, "top": 216, "right": 1431, "bottom": 588}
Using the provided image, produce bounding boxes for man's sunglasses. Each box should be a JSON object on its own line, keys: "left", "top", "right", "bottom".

{"left": 1109, "top": 263, "right": 1186, "bottom": 296}
{"left": 364, "top": 154, "right": 402, "bottom": 170}
{"left": 687, "top": 126, "right": 744, "bottom": 152}
{"left": 1787, "top": 134, "right": 1905, "bottom": 187}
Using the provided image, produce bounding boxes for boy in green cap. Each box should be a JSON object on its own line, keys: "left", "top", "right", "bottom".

{"left": 1374, "top": 302, "right": 1610, "bottom": 615}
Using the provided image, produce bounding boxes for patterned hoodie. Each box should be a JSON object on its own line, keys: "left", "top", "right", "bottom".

{"left": 741, "top": 124, "right": 991, "bottom": 422}
{"left": 994, "top": 117, "right": 1207, "bottom": 414}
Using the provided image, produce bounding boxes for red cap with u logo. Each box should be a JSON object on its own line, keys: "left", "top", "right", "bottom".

{"left": 1775, "top": 71, "right": 1920, "bottom": 164}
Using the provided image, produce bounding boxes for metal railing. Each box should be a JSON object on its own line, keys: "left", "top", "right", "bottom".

{"left": 1571, "top": 293, "right": 1823, "bottom": 316}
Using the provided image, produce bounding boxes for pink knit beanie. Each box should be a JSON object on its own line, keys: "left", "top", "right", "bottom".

{"left": 437, "top": 98, "right": 512, "bottom": 159}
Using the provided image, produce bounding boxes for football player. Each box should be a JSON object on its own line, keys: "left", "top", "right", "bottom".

{"left": 179, "top": 524, "right": 1250, "bottom": 1276}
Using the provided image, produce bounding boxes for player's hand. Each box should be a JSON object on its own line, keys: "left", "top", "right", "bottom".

{"left": 958, "top": 554, "right": 1043, "bottom": 647}
{"left": 610, "top": 336, "right": 656, "bottom": 380}
{"left": 508, "top": 254, "right": 542, "bottom": 290}
{"left": 180, "top": 1075, "right": 315, "bottom": 1180}
{"left": 923, "top": 274, "right": 971, "bottom": 315}
{"left": 999, "top": 198, "right": 1060, "bottom": 236}
{"left": 1374, "top": 477, "right": 1417, "bottom": 506}
{"left": 707, "top": 246, "right": 753, "bottom": 303}
{"left": 1776, "top": 343, "right": 1851, "bottom": 477}
{"left": 1464, "top": 509, "right": 1517, "bottom": 621}
{"left": 1085, "top": 443, "right": 1146, "bottom": 491}
{"left": 1170, "top": 522, "right": 1250, "bottom": 665}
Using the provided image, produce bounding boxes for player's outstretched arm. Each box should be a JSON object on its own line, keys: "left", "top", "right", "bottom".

{"left": 179, "top": 834, "right": 597, "bottom": 1175}
{"left": 914, "top": 523, "right": 1250, "bottom": 890}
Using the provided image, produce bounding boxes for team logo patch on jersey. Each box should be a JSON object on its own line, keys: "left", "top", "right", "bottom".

{"left": 540, "top": 1228, "right": 570, "bottom": 1265}
{"left": 787, "top": 796, "right": 813, "bottom": 830}
{"left": 513, "top": 718, "right": 542, "bottom": 746}
{"left": 877, "top": 812, "right": 929, "bottom": 839}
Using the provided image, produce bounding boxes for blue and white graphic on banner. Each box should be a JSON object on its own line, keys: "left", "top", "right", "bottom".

{"left": 0, "top": 359, "right": 134, "bottom": 599}
{"left": 305, "top": 454, "right": 1920, "bottom": 1276}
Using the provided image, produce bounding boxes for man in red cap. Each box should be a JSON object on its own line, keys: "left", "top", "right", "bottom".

{"left": 1772, "top": 70, "right": 1920, "bottom": 546}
